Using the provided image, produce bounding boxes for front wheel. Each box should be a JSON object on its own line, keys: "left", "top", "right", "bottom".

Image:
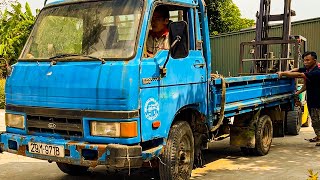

{"left": 159, "top": 121, "right": 194, "bottom": 180}
{"left": 56, "top": 162, "right": 89, "bottom": 176}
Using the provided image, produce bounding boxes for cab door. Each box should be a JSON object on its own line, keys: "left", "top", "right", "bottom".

{"left": 139, "top": 5, "right": 207, "bottom": 142}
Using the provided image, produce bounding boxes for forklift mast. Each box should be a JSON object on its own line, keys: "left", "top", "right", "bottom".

{"left": 239, "top": 0, "right": 307, "bottom": 74}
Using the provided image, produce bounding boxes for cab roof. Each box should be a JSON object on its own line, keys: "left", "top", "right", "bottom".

{"left": 45, "top": 0, "right": 198, "bottom": 7}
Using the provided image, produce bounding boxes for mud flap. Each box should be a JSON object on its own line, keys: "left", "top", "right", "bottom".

{"left": 273, "top": 120, "right": 285, "bottom": 137}
{"left": 230, "top": 126, "right": 255, "bottom": 148}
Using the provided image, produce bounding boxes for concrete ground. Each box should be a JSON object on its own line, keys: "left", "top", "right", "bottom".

{"left": 0, "top": 110, "right": 319, "bottom": 180}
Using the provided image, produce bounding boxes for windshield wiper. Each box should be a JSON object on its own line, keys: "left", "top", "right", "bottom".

{"left": 49, "top": 54, "right": 105, "bottom": 64}
{"left": 49, "top": 53, "right": 80, "bottom": 60}
{"left": 82, "top": 55, "right": 106, "bottom": 64}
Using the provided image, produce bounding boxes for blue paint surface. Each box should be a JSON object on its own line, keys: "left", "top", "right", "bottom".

{"left": 0, "top": 0, "right": 295, "bottom": 166}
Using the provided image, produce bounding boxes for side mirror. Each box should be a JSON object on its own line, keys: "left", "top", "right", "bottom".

{"left": 160, "top": 21, "right": 189, "bottom": 76}
{"left": 169, "top": 21, "right": 189, "bottom": 59}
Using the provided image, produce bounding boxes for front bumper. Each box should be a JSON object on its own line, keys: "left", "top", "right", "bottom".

{"left": 0, "top": 133, "right": 162, "bottom": 168}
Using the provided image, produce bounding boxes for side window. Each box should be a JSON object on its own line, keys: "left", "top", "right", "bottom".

{"left": 144, "top": 5, "right": 194, "bottom": 58}
{"left": 170, "top": 10, "right": 183, "bottom": 22}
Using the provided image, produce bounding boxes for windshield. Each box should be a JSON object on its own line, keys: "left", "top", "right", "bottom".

{"left": 21, "top": 0, "right": 143, "bottom": 60}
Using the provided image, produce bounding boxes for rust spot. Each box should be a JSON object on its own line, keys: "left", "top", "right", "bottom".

{"left": 17, "top": 145, "right": 27, "bottom": 156}
{"left": 76, "top": 145, "right": 83, "bottom": 153}
{"left": 124, "top": 60, "right": 130, "bottom": 65}
{"left": 65, "top": 141, "right": 108, "bottom": 167}
{"left": 97, "top": 146, "right": 107, "bottom": 159}
{"left": 67, "top": 141, "right": 86, "bottom": 145}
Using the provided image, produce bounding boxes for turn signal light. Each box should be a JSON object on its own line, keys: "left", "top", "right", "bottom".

{"left": 120, "top": 122, "right": 138, "bottom": 138}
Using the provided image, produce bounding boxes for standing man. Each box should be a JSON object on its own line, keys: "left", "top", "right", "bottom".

{"left": 145, "top": 5, "right": 170, "bottom": 58}
{"left": 278, "top": 51, "right": 320, "bottom": 143}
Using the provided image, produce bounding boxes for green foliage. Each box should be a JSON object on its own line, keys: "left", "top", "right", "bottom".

{"left": 0, "top": 78, "right": 5, "bottom": 109}
{"left": 0, "top": 2, "right": 35, "bottom": 65}
{"left": 205, "top": 0, "right": 255, "bottom": 35}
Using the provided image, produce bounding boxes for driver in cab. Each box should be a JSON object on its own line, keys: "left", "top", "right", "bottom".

{"left": 145, "top": 5, "right": 170, "bottom": 58}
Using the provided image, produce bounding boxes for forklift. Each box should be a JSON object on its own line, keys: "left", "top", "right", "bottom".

{"left": 239, "top": 0, "right": 307, "bottom": 136}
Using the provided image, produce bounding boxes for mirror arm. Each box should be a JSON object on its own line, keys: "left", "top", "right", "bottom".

{"left": 160, "top": 36, "right": 182, "bottom": 77}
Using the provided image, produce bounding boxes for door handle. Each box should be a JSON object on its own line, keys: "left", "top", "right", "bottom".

{"left": 193, "top": 63, "right": 205, "bottom": 68}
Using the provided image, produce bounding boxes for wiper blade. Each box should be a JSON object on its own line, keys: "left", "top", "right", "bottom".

{"left": 81, "top": 55, "right": 106, "bottom": 64}
{"left": 49, "top": 54, "right": 105, "bottom": 64}
{"left": 49, "top": 53, "right": 79, "bottom": 60}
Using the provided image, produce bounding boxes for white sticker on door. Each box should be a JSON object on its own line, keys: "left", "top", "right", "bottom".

{"left": 144, "top": 98, "right": 160, "bottom": 120}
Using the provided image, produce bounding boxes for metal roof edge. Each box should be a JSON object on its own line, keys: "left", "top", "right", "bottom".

{"left": 211, "top": 17, "right": 320, "bottom": 39}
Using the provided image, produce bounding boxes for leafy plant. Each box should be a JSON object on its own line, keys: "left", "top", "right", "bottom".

{"left": 0, "top": 78, "right": 5, "bottom": 109}
{"left": 308, "top": 169, "right": 319, "bottom": 180}
{"left": 0, "top": 1, "right": 36, "bottom": 65}
{"left": 205, "top": 0, "right": 255, "bottom": 35}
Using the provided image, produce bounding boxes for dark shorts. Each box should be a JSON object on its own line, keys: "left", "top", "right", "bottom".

{"left": 309, "top": 108, "right": 320, "bottom": 136}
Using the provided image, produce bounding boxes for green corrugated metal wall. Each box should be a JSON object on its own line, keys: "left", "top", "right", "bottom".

{"left": 210, "top": 17, "right": 320, "bottom": 76}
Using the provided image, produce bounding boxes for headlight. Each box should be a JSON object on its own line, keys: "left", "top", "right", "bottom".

{"left": 5, "top": 113, "right": 25, "bottom": 129}
{"left": 90, "top": 121, "right": 137, "bottom": 138}
{"left": 91, "top": 122, "right": 120, "bottom": 137}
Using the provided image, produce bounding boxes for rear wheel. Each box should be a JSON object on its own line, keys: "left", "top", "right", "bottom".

{"left": 255, "top": 115, "right": 273, "bottom": 155}
{"left": 56, "top": 162, "right": 89, "bottom": 176}
{"left": 286, "top": 106, "right": 302, "bottom": 135}
{"left": 159, "top": 121, "right": 194, "bottom": 180}
{"left": 240, "top": 115, "right": 273, "bottom": 156}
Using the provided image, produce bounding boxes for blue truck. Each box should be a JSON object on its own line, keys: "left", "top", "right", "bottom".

{"left": 0, "top": 0, "right": 296, "bottom": 179}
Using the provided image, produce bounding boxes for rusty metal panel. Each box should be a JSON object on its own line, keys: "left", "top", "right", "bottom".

{"left": 211, "top": 17, "right": 320, "bottom": 76}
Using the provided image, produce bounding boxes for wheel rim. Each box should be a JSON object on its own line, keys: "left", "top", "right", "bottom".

{"left": 176, "top": 134, "right": 192, "bottom": 178}
{"left": 262, "top": 121, "right": 272, "bottom": 148}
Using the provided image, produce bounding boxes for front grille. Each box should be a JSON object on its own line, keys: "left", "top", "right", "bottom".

{"left": 27, "top": 115, "right": 83, "bottom": 138}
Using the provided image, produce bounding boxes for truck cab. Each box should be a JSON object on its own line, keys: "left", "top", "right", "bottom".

{"left": 0, "top": 0, "right": 296, "bottom": 179}
{"left": 1, "top": 0, "right": 210, "bottom": 177}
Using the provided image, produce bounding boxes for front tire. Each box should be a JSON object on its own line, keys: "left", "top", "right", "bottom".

{"left": 56, "top": 162, "right": 89, "bottom": 176}
{"left": 159, "top": 121, "right": 194, "bottom": 180}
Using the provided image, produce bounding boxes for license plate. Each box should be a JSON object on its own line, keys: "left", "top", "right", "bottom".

{"left": 28, "top": 142, "right": 65, "bottom": 157}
